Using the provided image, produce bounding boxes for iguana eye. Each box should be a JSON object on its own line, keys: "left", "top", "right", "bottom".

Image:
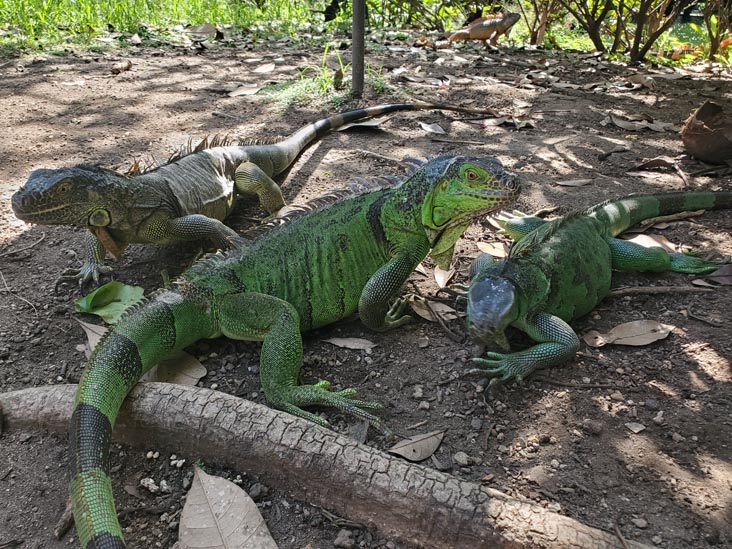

{"left": 466, "top": 169, "right": 479, "bottom": 181}
{"left": 57, "top": 182, "right": 71, "bottom": 194}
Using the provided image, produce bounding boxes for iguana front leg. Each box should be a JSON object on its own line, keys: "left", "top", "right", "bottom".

{"left": 218, "top": 292, "right": 383, "bottom": 428}
{"left": 358, "top": 253, "right": 422, "bottom": 331}
{"left": 56, "top": 230, "right": 115, "bottom": 289}
{"left": 468, "top": 312, "right": 580, "bottom": 381}
{"left": 234, "top": 161, "right": 287, "bottom": 214}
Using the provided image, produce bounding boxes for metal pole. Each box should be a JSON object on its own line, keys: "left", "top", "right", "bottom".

{"left": 352, "top": 0, "right": 365, "bottom": 97}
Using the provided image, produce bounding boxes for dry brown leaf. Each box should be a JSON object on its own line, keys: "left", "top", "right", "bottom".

{"left": 419, "top": 122, "right": 446, "bottom": 135}
{"left": 555, "top": 179, "right": 592, "bottom": 187}
{"left": 433, "top": 266, "right": 455, "bottom": 288}
{"left": 141, "top": 351, "right": 207, "bottom": 386}
{"left": 76, "top": 319, "right": 108, "bottom": 358}
{"left": 626, "top": 74, "right": 655, "bottom": 89}
{"left": 179, "top": 466, "right": 277, "bottom": 549}
{"left": 253, "top": 63, "right": 275, "bottom": 74}
{"left": 583, "top": 320, "right": 674, "bottom": 348}
{"left": 322, "top": 337, "right": 377, "bottom": 351}
{"left": 691, "top": 278, "right": 719, "bottom": 287}
{"left": 387, "top": 430, "right": 445, "bottom": 462}
{"left": 622, "top": 233, "right": 677, "bottom": 252}
{"left": 228, "top": 85, "right": 264, "bottom": 97}
{"left": 185, "top": 23, "right": 217, "bottom": 37}
{"left": 336, "top": 115, "right": 392, "bottom": 131}
{"left": 406, "top": 296, "right": 458, "bottom": 322}
{"left": 414, "top": 263, "right": 429, "bottom": 276}
{"left": 704, "top": 264, "right": 732, "bottom": 286}
{"left": 476, "top": 241, "right": 509, "bottom": 258}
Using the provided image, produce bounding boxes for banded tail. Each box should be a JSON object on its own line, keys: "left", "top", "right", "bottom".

{"left": 69, "top": 290, "right": 214, "bottom": 548}
{"left": 275, "top": 102, "right": 495, "bottom": 168}
{"left": 589, "top": 191, "right": 732, "bottom": 237}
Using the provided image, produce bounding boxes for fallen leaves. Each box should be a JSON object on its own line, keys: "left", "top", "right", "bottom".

{"left": 583, "top": 320, "right": 675, "bottom": 348}
{"left": 387, "top": 430, "right": 445, "bottom": 462}
{"left": 179, "top": 466, "right": 277, "bottom": 549}
{"left": 323, "top": 337, "right": 377, "bottom": 351}
{"left": 74, "top": 281, "right": 144, "bottom": 324}
{"left": 405, "top": 295, "right": 459, "bottom": 323}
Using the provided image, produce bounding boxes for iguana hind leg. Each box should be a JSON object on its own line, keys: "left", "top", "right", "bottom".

{"left": 607, "top": 237, "right": 723, "bottom": 274}
{"left": 218, "top": 292, "right": 383, "bottom": 427}
{"left": 467, "top": 312, "right": 580, "bottom": 381}
{"left": 234, "top": 161, "right": 287, "bottom": 214}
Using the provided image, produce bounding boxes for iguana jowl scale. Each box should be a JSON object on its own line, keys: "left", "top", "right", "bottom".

{"left": 69, "top": 154, "right": 520, "bottom": 548}
{"left": 11, "top": 102, "right": 490, "bottom": 285}
{"left": 466, "top": 191, "right": 732, "bottom": 382}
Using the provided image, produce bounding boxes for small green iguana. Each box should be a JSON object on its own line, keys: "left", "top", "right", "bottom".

{"left": 68, "top": 153, "right": 520, "bottom": 548}
{"left": 465, "top": 191, "right": 731, "bottom": 382}
{"left": 11, "top": 102, "right": 486, "bottom": 285}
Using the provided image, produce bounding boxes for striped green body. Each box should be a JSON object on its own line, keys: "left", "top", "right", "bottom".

{"left": 467, "top": 191, "right": 732, "bottom": 382}
{"left": 69, "top": 154, "right": 521, "bottom": 548}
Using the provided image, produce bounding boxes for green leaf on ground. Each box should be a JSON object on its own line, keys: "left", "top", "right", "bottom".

{"left": 74, "top": 281, "right": 144, "bottom": 324}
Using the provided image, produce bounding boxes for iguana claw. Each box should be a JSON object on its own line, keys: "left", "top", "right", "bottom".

{"left": 274, "top": 381, "right": 387, "bottom": 433}
{"left": 55, "top": 262, "right": 113, "bottom": 292}
{"left": 466, "top": 352, "right": 536, "bottom": 382}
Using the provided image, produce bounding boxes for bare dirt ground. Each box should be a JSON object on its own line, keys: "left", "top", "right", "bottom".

{"left": 0, "top": 33, "right": 731, "bottom": 549}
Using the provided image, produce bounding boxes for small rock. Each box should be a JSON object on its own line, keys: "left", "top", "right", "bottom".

{"left": 644, "top": 398, "right": 659, "bottom": 411}
{"left": 582, "top": 419, "right": 604, "bottom": 436}
{"left": 610, "top": 391, "right": 624, "bottom": 402}
{"left": 652, "top": 411, "right": 665, "bottom": 425}
{"left": 671, "top": 432, "right": 686, "bottom": 443}
{"left": 334, "top": 528, "right": 355, "bottom": 548}
{"left": 453, "top": 451, "right": 471, "bottom": 466}
{"left": 412, "top": 385, "right": 424, "bottom": 399}
{"left": 538, "top": 433, "right": 551, "bottom": 444}
{"left": 248, "top": 482, "right": 268, "bottom": 501}
{"left": 417, "top": 337, "right": 429, "bottom": 348}
{"left": 140, "top": 478, "right": 159, "bottom": 494}
{"left": 418, "top": 400, "right": 430, "bottom": 410}
{"left": 625, "top": 422, "right": 646, "bottom": 434}
{"left": 470, "top": 418, "right": 483, "bottom": 430}
{"left": 631, "top": 517, "right": 648, "bottom": 529}
{"left": 159, "top": 480, "right": 171, "bottom": 494}
{"left": 550, "top": 459, "right": 560, "bottom": 469}
{"left": 652, "top": 535, "right": 662, "bottom": 544}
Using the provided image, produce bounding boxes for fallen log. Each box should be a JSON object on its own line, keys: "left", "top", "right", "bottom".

{"left": 1, "top": 383, "right": 650, "bottom": 549}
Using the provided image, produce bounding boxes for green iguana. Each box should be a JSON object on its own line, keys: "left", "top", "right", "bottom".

{"left": 445, "top": 12, "right": 520, "bottom": 48}
{"left": 68, "top": 153, "right": 520, "bottom": 548}
{"left": 465, "top": 191, "right": 731, "bottom": 382}
{"left": 11, "top": 102, "right": 487, "bottom": 286}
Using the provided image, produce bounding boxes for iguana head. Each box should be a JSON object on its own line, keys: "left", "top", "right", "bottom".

{"left": 421, "top": 155, "right": 520, "bottom": 268}
{"left": 12, "top": 164, "right": 131, "bottom": 228}
{"left": 466, "top": 274, "right": 518, "bottom": 350}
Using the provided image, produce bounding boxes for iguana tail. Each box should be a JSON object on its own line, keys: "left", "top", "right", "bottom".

{"left": 589, "top": 191, "right": 732, "bottom": 236}
{"left": 272, "top": 102, "right": 493, "bottom": 171}
{"left": 69, "top": 289, "right": 214, "bottom": 549}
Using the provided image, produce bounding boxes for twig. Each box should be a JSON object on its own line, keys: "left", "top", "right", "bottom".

{"left": 406, "top": 419, "right": 429, "bottom": 430}
{"left": 423, "top": 299, "right": 463, "bottom": 342}
{"left": 320, "top": 508, "right": 365, "bottom": 529}
{"left": 609, "top": 285, "right": 713, "bottom": 297}
{"left": 354, "top": 149, "right": 402, "bottom": 164}
{"left": 635, "top": 209, "right": 706, "bottom": 229}
{"left": 614, "top": 521, "right": 630, "bottom": 549}
{"left": 429, "top": 136, "right": 489, "bottom": 146}
{"left": 0, "top": 269, "right": 38, "bottom": 317}
{"left": 531, "top": 376, "right": 623, "bottom": 390}
{"left": 53, "top": 498, "right": 74, "bottom": 540}
{"left": 0, "top": 233, "right": 46, "bottom": 258}
{"left": 598, "top": 146, "right": 630, "bottom": 161}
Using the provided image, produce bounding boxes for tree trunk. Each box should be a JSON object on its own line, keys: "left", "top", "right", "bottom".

{"left": 1, "top": 384, "right": 653, "bottom": 549}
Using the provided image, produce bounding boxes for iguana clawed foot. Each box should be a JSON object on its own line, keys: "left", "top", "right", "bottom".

{"left": 466, "top": 352, "right": 533, "bottom": 383}
{"left": 382, "top": 298, "right": 412, "bottom": 330}
{"left": 272, "top": 380, "right": 386, "bottom": 432}
{"left": 55, "top": 261, "right": 113, "bottom": 291}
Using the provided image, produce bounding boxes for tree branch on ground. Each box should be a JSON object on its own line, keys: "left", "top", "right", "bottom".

{"left": 1, "top": 383, "right": 653, "bottom": 549}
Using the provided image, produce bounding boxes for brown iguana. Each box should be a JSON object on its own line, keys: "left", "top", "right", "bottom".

{"left": 10, "top": 102, "right": 487, "bottom": 286}
{"left": 445, "top": 12, "right": 521, "bottom": 48}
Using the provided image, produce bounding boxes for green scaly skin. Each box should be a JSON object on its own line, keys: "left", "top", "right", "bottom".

{"left": 11, "top": 102, "right": 490, "bottom": 286}
{"left": 69, "top": 154, "right": 521, "bottom": 548}
{"left": 465, "top": 191, "right": 732, "bottom": 382}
